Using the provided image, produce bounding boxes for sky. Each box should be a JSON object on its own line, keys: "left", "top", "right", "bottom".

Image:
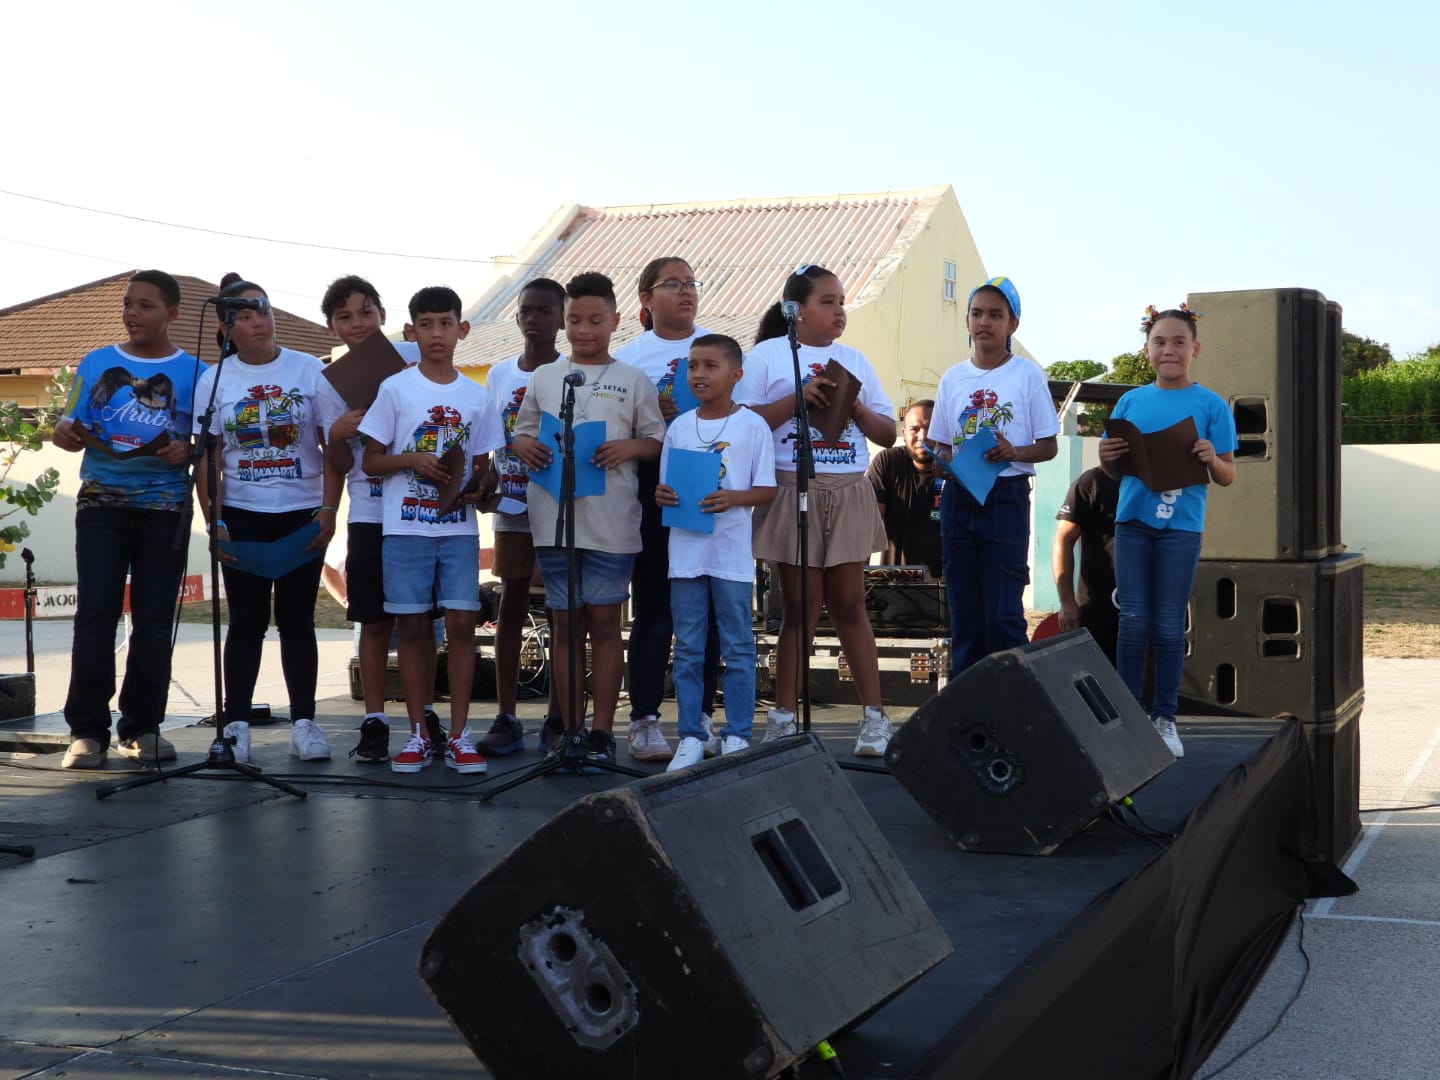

{"left": 2, "top": 0, "right": 1436, "bottom": 368}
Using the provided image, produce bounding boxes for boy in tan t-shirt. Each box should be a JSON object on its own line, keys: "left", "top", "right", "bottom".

{"left": 513, "top": 272, "right": 665, "bottom": 765}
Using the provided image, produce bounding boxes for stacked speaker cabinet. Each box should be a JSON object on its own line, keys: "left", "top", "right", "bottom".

{"left": 1181, "top": 287, "right": 1361, "bottom": 862}
{"left": 885, "top": 630, "right": 1174, "bottom": 856}
{"left": 419, "top": 735, "right": 952, "bottom": 1080}
{"left": 1188, "top": 288, "right": 1339, "bottom": 562}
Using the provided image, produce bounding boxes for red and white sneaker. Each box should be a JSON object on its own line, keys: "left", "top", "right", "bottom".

{"left": 446, "top": 732, "right": 488, "bottom": 774}
{"left": 390, "top": 731, "right": 433, "bottom": 774}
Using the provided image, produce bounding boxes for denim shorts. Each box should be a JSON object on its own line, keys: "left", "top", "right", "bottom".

{"left": 382, "top": 533, "right": 481, "bottom": 613}
{"left": 534, "top": 547, "right": 636, "bottom": 610}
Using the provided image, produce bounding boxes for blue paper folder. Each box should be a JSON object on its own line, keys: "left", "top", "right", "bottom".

{"left": 219, "top": 521, "right": 323, "bottom": 580}
{"left": 933, "top": 426, "right": 1007, "bottom": 504}
{"left": 531, "top": 413, "right": 607, "bottom": 501}
{"left": 661, "top": 449, "right": 722, "bottom": 534}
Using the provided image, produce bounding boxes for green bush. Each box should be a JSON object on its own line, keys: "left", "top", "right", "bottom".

{"left": 0, "top": 371, "right": 69, "bottom": 570}
{"left": 1343, "top": 349, "right": 1440, "bottom": 443}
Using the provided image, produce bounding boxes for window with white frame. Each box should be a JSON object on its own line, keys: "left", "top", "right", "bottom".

{"left": 942, "top": 260, "right": 957, "bottom": 302}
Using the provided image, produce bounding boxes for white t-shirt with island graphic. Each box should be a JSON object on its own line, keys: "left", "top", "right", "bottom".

{"left": 485, "top": 352, "right": 564, "bottom": 534}
{"left": 735, "top": 337, "right": 894, "bottom": 475}
{"left": 928, "top": 356, "right": 1058, "bottom": 479}
{"left": 357, "top": 365, "right": 505, "bottom": 538}
{"left": 193, "top": 347, "right": 327, "bottom": 513}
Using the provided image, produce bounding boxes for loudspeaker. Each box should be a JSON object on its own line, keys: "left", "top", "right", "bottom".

{"left": 1187, "top": 287, "right": 1339, "bottom": 561}
{"left": 419, "top": 735, "right": 952, "bottom": 1079}
{"left": 1181, "top": 553, "right": 1364, "bottom": 723}
{"left": 884, "top": 630, "right": 1174, "bottom": 856}
{"left": 1304, "top": 693, "right": 1363, "bottom": 864}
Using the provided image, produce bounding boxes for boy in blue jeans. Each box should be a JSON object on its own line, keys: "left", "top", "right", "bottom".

{"left": 655, "top": 334, "right": 776, "bottom": 770}
{"left": 359, "top": 287, "right": 504, "bottom": 773}
{"left": 511, "top": 272, "right": 665, "bottom": 765}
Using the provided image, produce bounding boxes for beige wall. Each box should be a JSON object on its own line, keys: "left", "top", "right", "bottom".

{"left": 844, "top": 188, "right": 989, "bottom": 413}
{"left": 1342, "top": 444, "right": 1440, "bottom": 566}
{"left": 0, "top": 374, "right": 61, "bottom": 408}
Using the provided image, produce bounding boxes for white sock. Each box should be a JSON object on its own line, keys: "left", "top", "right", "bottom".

{"left": 364, "top": 712, "right": 387, "bottom": 725}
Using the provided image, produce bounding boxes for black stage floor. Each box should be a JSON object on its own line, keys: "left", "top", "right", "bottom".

{"left": 0, "top": 702, "right": 1282, "bottom": 1079}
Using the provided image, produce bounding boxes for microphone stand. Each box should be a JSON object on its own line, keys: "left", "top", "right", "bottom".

{"left": 97, "top": 310, "right": 305, "bottom": 801}
{"left": 481, "top": 374, "right": 643, "bottom": 803}
{"left": 20, "top": 548, "right": 36, "bottom": 674}
{"left": 785, "top": 313, "right": 816, "bottom": 734}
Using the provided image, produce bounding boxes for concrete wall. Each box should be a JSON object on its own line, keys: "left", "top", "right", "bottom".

{"left": 4, "top": 437, "right": 1437, "bottom": 585}
{"left": 1026, "top": 438, "right": 1440, "bottom": 613}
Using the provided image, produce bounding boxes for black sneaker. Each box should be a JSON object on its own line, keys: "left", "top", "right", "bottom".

{"left": 348, "top": 717, "right": 390, "bottom": 763}
{"left": 424, "top": 709, "right": 448, "bottom": 751}
{"left": 584, "top": 729, "right": 617, "bottom": 766}
{"left": 539, "top": 715, "right": 567, "bottom": 754}
{"left": 476, "top": 714, "right": 525, "bottom": 756}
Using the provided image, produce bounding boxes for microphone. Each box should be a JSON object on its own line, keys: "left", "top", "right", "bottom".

{"left": 562, "top": 370, "right": 586, "bottom": 387}
{"left": 206, "top": 295, "right": 271, "bottom": 314}
{"left": 780, "top": 300, "right": 799, "bottom": 322}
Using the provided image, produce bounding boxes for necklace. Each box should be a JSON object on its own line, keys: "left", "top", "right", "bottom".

{"left": 568, "top": 358, "right": 613, "bottom": 421}
{"left": 693, "top": 403, "right": 737, "bottom": 446}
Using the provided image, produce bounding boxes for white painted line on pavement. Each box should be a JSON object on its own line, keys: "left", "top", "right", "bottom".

{"left": 1312, "top": 714, "right": 1440, "bottom": 915}
{"left": 1307, "top": 913, "right": 1440, "bottom": 929}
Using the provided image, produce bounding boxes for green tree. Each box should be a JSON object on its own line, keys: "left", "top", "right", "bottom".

{"left": 1341, "top": 331, "right": 1393, "bottom": 378}
{"left": 1046, "top": 359, "right": 1107, "bottom": 382}
{"left": 0, "top": 369, "right": 70, "bottom": 570}
{"left": 1103, "top": 350, "right": 1155, "bottom": 386}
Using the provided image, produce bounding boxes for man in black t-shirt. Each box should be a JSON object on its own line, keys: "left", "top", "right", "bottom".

{"left": 1053, "top": 465, "right": 1120, "bottom": 662}
{"left": 867, "top": 400, "right": 944, "bottom": 577}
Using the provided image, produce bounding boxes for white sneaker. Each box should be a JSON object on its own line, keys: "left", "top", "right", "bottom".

{"left": 627, "top": 715, "right": 674, "bottom": 762}
{"left": 62, "top": 737, "right": 106, "bottom": 769}
{"left": 853, "top": 707, "right": 893, "bottom": 758}
{"left": 1153, "top": 716, "right": 1184, "bottom": 758}
{"left": 666, "top": 736, "right": 707, "bottom": 773}
{"left": 289, "top": 718, "right": 332, "bottom": 761}
{"left": 762, "top": 708, "right": 797, "bottom": 742}
{"left": 699, "top": 714, "right": 721, "bottom": 757}
{"left": 721, "top": 735, "right": 750, "bottom": 755}
{"left": 224, "top": 720, "right": 251, "bottom": 764}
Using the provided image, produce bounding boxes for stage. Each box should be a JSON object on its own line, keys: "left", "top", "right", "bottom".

{"left": 0, "top": 691, "right": 1349, "bottom": 1079}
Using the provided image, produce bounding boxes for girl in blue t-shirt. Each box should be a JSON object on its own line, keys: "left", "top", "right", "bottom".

{"left": 1099, "top": 306, "right": 1237, "bottom": 759}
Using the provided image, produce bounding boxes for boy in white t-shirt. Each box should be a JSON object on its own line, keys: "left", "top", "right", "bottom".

{"left": 359, "top": 287, "right": 505, "bottom": 774}
{"left": 655, "top": 334, "right": 776, "bottom": 771}
{"left": 928, "top": 277, "right": 1058, "bottom": 676}
{"left": 473, "top": 277, "right": 565, "bottom": 757}
{"left": 313, "top": 275, "right": 446, "bottom": 765}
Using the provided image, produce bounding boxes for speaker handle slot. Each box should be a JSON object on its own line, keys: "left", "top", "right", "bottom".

{"left": 1074, "top": 674, "right": 1120, "bottom": 726}
{"left": 746, "top": 812, "right": 849, "bottom": 919}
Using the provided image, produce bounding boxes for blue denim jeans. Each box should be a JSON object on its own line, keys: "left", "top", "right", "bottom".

{"left": 1114, "top": 521, "right": 1203, "bottom": 719}
{"left": 940, "top": 475, "right": 1032, "bottom": 676}
{"left": 64, "top": 506, "right": 187, "bottom": 746}
{"left": 670, "top": 576, "right": 754, "bottom": 742}
{"left": 626, "top": 460, "right": 719, "bottom": 720}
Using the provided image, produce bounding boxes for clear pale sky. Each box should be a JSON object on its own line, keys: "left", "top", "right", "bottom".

{"left": 2, "top": 0, "right": 1434, "bottom": 368}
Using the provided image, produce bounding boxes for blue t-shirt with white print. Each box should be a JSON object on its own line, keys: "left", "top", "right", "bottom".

{"left": 1108, "top": 382, "right": 1237, "bottom": 532}
{"left": 68, "top": 344, "right": 198, "bottom": 509}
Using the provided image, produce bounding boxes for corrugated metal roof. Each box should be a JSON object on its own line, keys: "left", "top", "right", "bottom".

{"left": 456, "top": 186, "right": 947, "bottom": 369}
{"left": 0, "top": 270, "right": 337, "bottom": 372}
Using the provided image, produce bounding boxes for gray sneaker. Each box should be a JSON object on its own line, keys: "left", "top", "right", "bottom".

{"left": 762, "top": 709, "right": 797, "bottom": 742}
{"left": 853, "top": 708, "right": 893, "bottom": 758}
{"left": 1153, "top": 716, "right": 1185, "bottom": 758}
{"left": 114, "top": 732, "right": 177, "bottom": 764}
{"left": 476, "top": 714, "right": 525, "bottom": 756}
{"left": 62, "top": 737, "right": 106, "bottom": 769}
{"left": 627, "top": 715, "right": 673, "bottom": 762}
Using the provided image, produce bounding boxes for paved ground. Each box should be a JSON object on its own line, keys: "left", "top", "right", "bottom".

{"left": 2, "top": 619, "right": 1437, "bottom": 1078}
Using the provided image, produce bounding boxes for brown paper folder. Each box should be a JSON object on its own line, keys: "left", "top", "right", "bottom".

{"left": 434, "top": 444, "right": 477, "bottom": 518}
{"left": 1107, "top": 416, "right": 1209, "bottom": 491}
{"left": 322, "top": 332, "right": 407, "bottom": 411}
{"left": 805, "top": 359, "right": 862, "bottom": 444}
